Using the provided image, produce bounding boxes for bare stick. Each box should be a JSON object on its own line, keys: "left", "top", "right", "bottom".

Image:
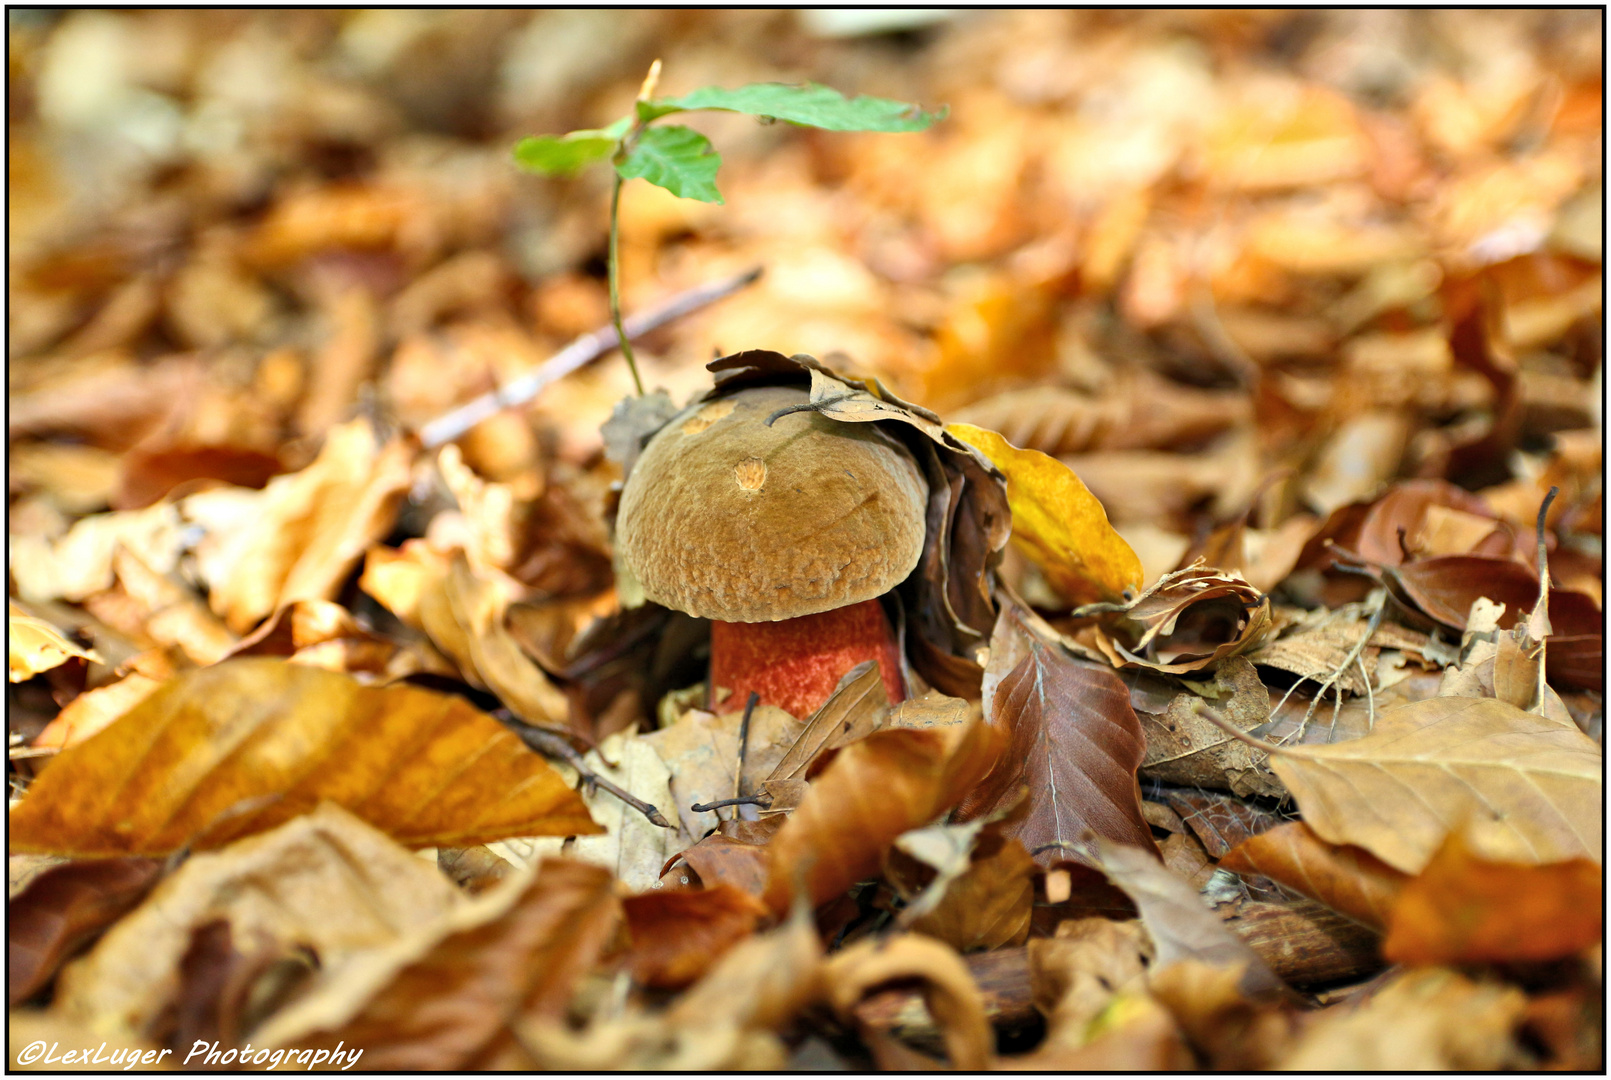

{"left": 691, "top": 793, "right": 771, "bottom": 813}
{"left": 1189, "top": 698, "right": 1285, "bottom": 755}
{"left": 418, "top": 267, "right": 763, "bottom": 448}
{"left": 733, "top": 691, "right": 759, "bottom": 802}
{"left": 1283, "top": 589, "right": 1385, "bottom": 745}
{"left": 512, "top": 721, "right": 672, "bottom": 829}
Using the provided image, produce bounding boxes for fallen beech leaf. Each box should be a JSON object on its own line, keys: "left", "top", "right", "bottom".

{"left": 643, "top": 702, "right": 804, "bottom": 841}
{"left": 825, "top": 933, "right": 993, "bottom": 1071}
{"left": 1005, "top": 988, "right": 1194, "bottom": 1070}
{"left": 761, "top": 694, "right": 1000, "bottom": 913}
{"left": 7, "top": 857, "right": 163, "bottom": 1006}
{"left": 106, "top": 546, "right": 237, "bottom": 666}
{"left": 169, "top": 919, "right": 308, "bottom": 1054}
{"left": 1162, "top": 788, "right": 1285, "bottom": 859}
{"left": 49, "top": 804, "right": 462, "bottom": 1037}
{"left": 8, "top": 604, "right": 101, "bottom": 681}
{"left": 8, "top": 658, "right": 599, "bottom": 856}
{"left": 254, "top": 858, "right": 619, "bottom": 1071}
{"left": 1355, "top": 479, "right": 1499, "bottom": 567}
{"left": 1220, "top": 821, "right": 1407, "bottom": 930}
{"left": 671, "top": 834, "right": 769, "bottom": 898}
{"left": 960, "top": 608, "right": 1154, "bottom": 867}
{"left": 1383, "top": 831, "right": 1602, "bottom": 965}
{"left": 184, "top": 417, "right": 412, "bottom": 634}
{"left": 1266, "top": 695, "right": 1601, "bottom": 873}
{"left": 1021, "top": 917, "right": 1151, "bottom": 1059}
{"left": 8, "top": 503, "right": 184, "bottom": 605}
{"left": 1096, "top": 839, "right": 1287, "bottom": 1000}
{"left": 1093, "top": 562, "right": 1274, "bottom": 674}
{"left": 622, "top": 884, "right": 769, "bottom": 988}
{"left": 907, "top": 834, "right": 1036, "bottom": 953}
{"left": 948, "top": 421, "right": 1142, "bottom": 605}
{"left": 444, "top": 554, "right": 571, "bottom": 728}
{"left": 1275, "top": 968, "right": 1526, "bottom": 1070}
{"left": 1149, "top": 960, "right": 1305, "bottom": 1071}
{"left": 1134, "top": 658, "right": 1284, "bottom": 799}
{"left": 758, "top": 660, "right": 890, "bottom": 812}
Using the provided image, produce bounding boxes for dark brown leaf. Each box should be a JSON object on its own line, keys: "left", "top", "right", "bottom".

{"left": 7, "top": 857, "right": 163, "bottom": 1006}
{"left": 622, "top": 884, "right": 768, "bottom": 989}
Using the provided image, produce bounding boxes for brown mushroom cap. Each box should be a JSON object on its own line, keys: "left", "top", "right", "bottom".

{"left": 615, "top": 384, "right": 930, "bottom": 622}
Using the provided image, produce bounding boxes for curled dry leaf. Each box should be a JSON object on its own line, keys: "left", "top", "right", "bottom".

{"left": 1219, "top": 821, "right": 1407, "bottom": 931}
{"left": 8, "top": 658, "right": 599, "bottom": 856}
{"left": 824, "top": 934, "right": 994, "bottom": 1072}
{"left": 947, "top": 422, "right": 1142, "bottom": 605}
{"left": 8, "top": 857, "right": 163, "bottom": 1007}
{"left": 1383, "top": 830, "right": 1602, "bottom": 965}
{"left": 1134, "top": 658, "right": 1284, "bottom": 799}
{"left": 1093, "top": 562, "right": 1273, "bottom": 674}
{"left": 962, "top": 604, "right": 1156, "bottom": 866}
{"left": 1017, "top": 917, "right": 1151, "bottom": 1061}
{"left": 183, "top": 417, "right": 412, "bottom": 634}
{"left": 1095, "top": 839, "right": 1288, "bottom": 1001}
{"left": 1355, "top": 479, "right": 1502, "bottom": 567}
{"left": 1148, "top": 960, "right": 1306, "bottom": 1071}
{"left": 670, "top": 832, "right": 771, "bottom": 898}
{"left": 8, "top": 603, "right": 102, "bottom": 681}
{"left": 254, "top": 858, "right": 619, "bottom": 1071}
{"left": 621, "top": 883, "right": 769, "bottom": 989}
{"left": 761, "top": 693, "right": 1001, "bottom": 913}
{"left": 49, "top": 804, "right": 463, "bottom": 1038}
{"left": 8, "top": 503, "right": 185, "bottom": 606}
{"left": 1266, "top": 695, "right": 1602, "bottom": 873}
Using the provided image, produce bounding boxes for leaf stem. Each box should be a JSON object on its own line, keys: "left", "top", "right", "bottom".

{"left": 607, "top": 171, "right": 645, "bottom": 397}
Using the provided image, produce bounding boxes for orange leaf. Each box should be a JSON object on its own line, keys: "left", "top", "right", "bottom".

{"left": 1220, "top": 821, "right": 1407, "bottom": 931}
{"left": 622, "top": 884, "right": 769, "bottom": 988}
{"left": 947, "top": 422, "right": 1142, "bottom": 605}
{"left": 7, "top": 658, "right": 599, "bottom": 856}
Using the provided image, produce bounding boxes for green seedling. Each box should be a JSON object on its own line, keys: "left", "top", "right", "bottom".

{"left": 513, "top": 61, "right": 945, "bottom": 394}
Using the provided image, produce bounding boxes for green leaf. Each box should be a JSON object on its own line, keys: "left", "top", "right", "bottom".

{"left": 650, "top": 82, "right": 945, "bottom": 132}
{"left": 616, "top": 125, "right": 723, "bottom": 203}
{"left": 512, "top": 118, "right": 631, "bottom": 176}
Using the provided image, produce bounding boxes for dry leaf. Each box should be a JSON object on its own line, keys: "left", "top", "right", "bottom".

{"left": 1383, "top": 830, "right": 1602, "bottom": 965}
{"left": 1135, "top": 658, "right": 1284, "bottom": 799}
{"left": 643, "top": 702, "right": 804, "bottom": 842}
{"left": 948, "top": 421, "right": 1142, "bottom": 605}
{"left": 8, "top": 658, "right": 599, "bottom": 855}
{"left": 621, "top": 884, "right": 769, "bottom": 988}
{"left": 49, "top": 804, "right": 462, "bottom": 1038}
{"left": 8, "top": 858, "right": 163, "bottom": 1007}
{"left": 670, "top": 834, "right": 770, "bottom": 898}
{"left": 1267, "top": 695, "right": 1602, "bottom": 873}
{"left": 825, "top": 934, "right": 993, "bottom": 1071}
{"left": 8, "top": 503, "right": 185, "bottom": 606}
{"left": 254, "top": 858, "right": 619, "bottom": 1070}
{"left": 1219, "top": 821, "right": 1407, "bottom": 930}
{"left": 8, "top": 604, "right": 102, "bottom": 682}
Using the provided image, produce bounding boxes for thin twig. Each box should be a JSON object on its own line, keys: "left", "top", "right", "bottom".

{"left": 417, "top": 267, "right": 762, "bottom": 447}
{"left": 1283, "top": 589, "right": 1386, "bottom": 745}
{"left": 733, "top": 691, "right": 759, "bottom": 802}
{"left": 608, "top": 171, "right": 645, "bottom": 397}
{"left": 1188, "top": 698, "right": 1285, "bottom": 755}
{"left": 690, "top": 793, "right": 771, "bottom": 813}
{"left": 511, "top": 720, "right": 672, "bottom": 829}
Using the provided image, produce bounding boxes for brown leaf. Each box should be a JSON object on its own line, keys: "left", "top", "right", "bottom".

{"left": 962, "top": 609, "right": 1155, "bottom": 866}
{"left": 825, "top": 934, "right": 994, "bottom": 1071}
{"left": 7, "top": 857, "right": 163, "bottom": 1006}
{"left": 1219, "top": 821, "right": 1407, "bottom": 930}
{"left": 760, "top": 660, "right": 890, "bottom": 803}
{"left": 1095, "top": 839, "right": 1287, "bottom": 1000}
{"left": 1383, "top": 830, "right": 1602, "bottom": 965}
{"left": 1149, "top": 960, "right": 1305, "bottom": 1071}
{"left": 1094, "top": 562, "right": 1274, "bottom": 674}
{"left": 894, "top": 824, "right": 1036, "bottom": 953}
{"left": 671, "top": 834, "right": 770, "bottom": 898}
{"left": 255, "top": 859, "right": 619, "bottom": 1070}
{"left": 1355, "top": 479, "right": 1500, "bottom": 567}
{"left": 622, "top": 884, "right": 768, "bottom": 989}
{"left": 642, "top": 703, "right": 804, "bottom": 841}
{"left": 761, "top": 696, "right": 1001, "bottom": 913}
{"left": 169, "top": 919, "right": 312, "bottom": 1052}
{"left": 1266, "top": 695, "right": 1601, "bottom": 873}
{"left": 8, "top": 658, "right": 599, "bottom": 856}
{"left": 1162, "top": 788, "right": 1285, "bottom": 859}
{"left": 1135, "top": 658, "right": 1284, "bottom": 799}
{"left": 48, "top": 804, "right": 463, "bottom": 1038}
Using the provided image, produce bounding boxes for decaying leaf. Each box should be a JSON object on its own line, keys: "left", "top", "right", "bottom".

{"left": 1220, "top": 821, "right": 1407, "bottom": 930}
{"left": 1135, "top": 658, "right": 1284, "bottom": 799}
{"left": 8, "top": 659, "right": 599, "bottom": 856}
{"left": 642, "top": 701, "right": 804, "bottom": 841}
{"left": 48, "top": 804, "right": 463, "bottom": 1038}
{"left": 8, "top": 857, "right": 164, "bottom": 1007}
{"left": 9, "top": 503, "right": 185, "bottom": 606}
{"left": 621, "top": 883, "right": 769, "bottom": 988}
{"left": 886, "top": 805, "right": 1036, "bottom": 953}
{"left": 254, "top": 858, "right": 619, "bottom": 1070}
{"left": 1383, "top": 830, "right": 1602, "bottom": 965}
{"left": 1020, "top": 917, "right": 1152, "bottom": 1059}
{"left": 9, "top": 603, "right": 103, "bottom": 681}
{"left": 1266, "top": 695, "right": 1602, "bottom": 873}
{"left": 947, "top": 421, "right": 1142, "bottom": 605}
{"left": 1093, "top": 563, "right": 1274, "bottom": 674}
{"left": 825, "top": 933, "right": 993, "bottom": 1071}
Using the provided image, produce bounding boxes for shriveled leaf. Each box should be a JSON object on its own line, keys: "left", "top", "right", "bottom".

{"left": 617, "top": 124, "right": 722, "bottom": 203}
{"left": 1096, "top": 839, "right": 1287, "bottom": 1000}
{"left": 825, "top": 934, "right": 993, "bottom": 1071}
{"left": 8, "top": 658, "right": 599, "bottom": 856}
{"left": 254, "top": 859, "right": 619, "bottom": 1070}
{"left": 758, "top": 660, "right": 889, "bottom": 812}
{"left": 8, "top": 604, "right": 101, "bottom": 681}
{"left": 1135, "top": 658, "right": 1284, "bottom": 799}
{"left": 762, "top": 696, "right": 1000, "bottom": 913}
{"left": 1383, "top": 831, "right": 1602, "bottom": 965}
{"left": 1022, "top": 917, "right": 1151, "bottom": 1058}
{"left": 1093, "top": 562, "right": 1273, "bottom": 674}
{"left": 906, "top": 833, "right": 1036, "bottom": 953}
{"left": 1267, "top": 695, "right": 1601, "bottom": 873}
{"left": 1276, "top": 968, "right": 1526, "bottom": 1070}
{"left": 512, "top": 121, "right": 628, "bottom": 176}
{"left": 949, "top": 422, "right": 1141, "bottom": 605}
{"left": 49, "top": 804, "right": 463, "bottom": 1038}
{"left": 622, "top": 884, "right": 768, "bottom": 988}
{"left": 8, "top": 857, "right": 163, "bottom": 1006}
{"left": 651, "top": 82, "right": 944, "bottom": 132}
{"left": 1220, "top": 821, "right": 1407, "bottom": 930}
{"left": 9, "top": 503, "right": 184, "bottom": 605}
{"left": 960, "top": 609, "right": 1154, "bottom": 867}
{"left": 1162, "top": 787, "right": 1285, "bottom": 859}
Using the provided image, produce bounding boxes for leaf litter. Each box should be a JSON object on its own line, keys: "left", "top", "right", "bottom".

{"left": 6, "top": 9, "right": 1603, "bottom": 1072}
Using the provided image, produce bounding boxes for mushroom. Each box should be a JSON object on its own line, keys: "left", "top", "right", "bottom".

{"left": 615, "top": 384, "right": 928, "bottom": 718}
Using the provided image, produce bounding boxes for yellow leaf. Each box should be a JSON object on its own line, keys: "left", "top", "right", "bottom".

{"left": 7, "top": 657, "right": 600, "bottom": 856}
{"left": 946, "top": 424, "right": 1142, "bottom": 605}
{"left": 8, "top": 604, "right": 102, "bottom": 682}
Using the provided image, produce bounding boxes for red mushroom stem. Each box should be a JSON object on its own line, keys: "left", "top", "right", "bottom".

{"left": 708, "top": 598, "right": 906, "bottom": 718}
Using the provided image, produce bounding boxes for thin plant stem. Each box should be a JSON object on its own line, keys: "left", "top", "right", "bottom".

{"left": 608, "top": 172, "right": 645, "bottom": 397}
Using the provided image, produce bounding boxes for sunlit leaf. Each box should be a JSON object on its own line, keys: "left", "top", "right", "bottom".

{"left": 8, "top": 604, "right": 101, "bottom": 682}
{"left": 511, "top": 119, "right": 630, "bottom": 175}
{"left": 649, "top": 82, "right": 944, "bottom": 132}
{"left": 617, "top": 124, "right": 723, "bottom": 203}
